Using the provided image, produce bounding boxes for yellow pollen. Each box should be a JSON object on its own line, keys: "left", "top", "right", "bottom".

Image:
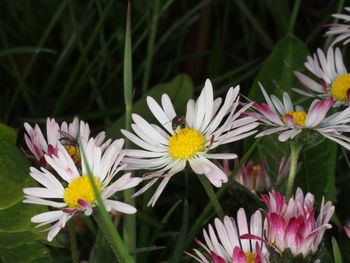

{"left": 252, "top": 165, "right": 259, "bottom": 190}
{"left": 64, "top": 145, "right": 81, "bottom": 164}
{"left": 64, "top": 175, "right": 102, "bottom": 208}
{"left": 168, "top": 128, "right": 206, "bottom": 159}
{"left": 331, "top": 74, "right": 350, "bottom": 101}
{"left": 282, "top": 111, "right": 307, "bottom": 127}
{"left": 244, "top": 253, "right": 256, "bottom": 263}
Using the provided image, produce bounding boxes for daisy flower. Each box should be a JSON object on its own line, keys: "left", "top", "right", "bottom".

{"left": 121, "top": 79, "right": 259, "bottom": 206}
{"left": 261, "top": 188, "right": 334, "bottom": 259}
{"left": 293, "top": 47, "right": 350, "bottom": 105}
{"left": 248, "top": 84, "right": 350, "bottom": 149}
{"left": 186, "top": 208, "right": 267, "bottom": 263}
{"left": 235, "top": 159, "right": 271, "bottom": 193}
{"left": 235, "top": 156, "right": 290, "bottom": 193}
{"left": 325, "top": 7, "right": 350, "bottom": 46}
{"left": 23, "top": 138, "right": 142, "bottom": 241}
{"left": 23, "top": 117, "right": 111, "bottom": 167}
{"left": 344, "top": 225, "right": 350, "bottom": 238}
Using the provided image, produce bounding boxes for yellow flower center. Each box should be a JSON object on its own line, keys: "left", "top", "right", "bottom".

{"left": 168, "top": 128, "right": 206, "bottom": 159}
{"left": 331, "top": 74, "right": 350, "bottom": 101}
{"left": 64, "top": 145, "right": 81, "bottom": 164}
{"left": 64, "top": 175, "right": 102, "bottom": 208}
{"left": 282, "top": 111, "right": 307, "bottom": 127}
{"left": 244, "top": 253, "right": 256, "bottom": 263}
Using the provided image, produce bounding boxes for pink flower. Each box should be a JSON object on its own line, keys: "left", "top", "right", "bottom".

{"left": 293, "top": 47, "right": 350, "bottom": 106}
{"left": 234, "top": 157, "right": 290, "bottom": 193}
{"left": 325, "top": 7, "right": 350, "bottom": 46}
{"left": 262, "top": 188, "right": 334, "bottom": 258}
{"left": 186, "top": 208, "right": 268, "bottom": 263}
{"left": 23, "top": 117, "right": 110, "bottom": 167}
{"left": 344, "top": 225, "right": 350, "bottom": 238}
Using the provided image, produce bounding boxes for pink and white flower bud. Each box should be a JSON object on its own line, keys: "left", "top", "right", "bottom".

{"left": 262, "top": 188, "right": 335, "bottom": 258}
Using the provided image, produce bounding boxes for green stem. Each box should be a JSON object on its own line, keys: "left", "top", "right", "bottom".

{"left": 197, "top": 174, "right": 224, "bottom": 220}
{"left": 79, "top": 139, "right": 134, "bottom": 263}
{"left": 287, "top": 0, "right": 301, "bottom": 35}
{"left": 185, "top": 138, "right": 261, "bottom": 248}
{"left": 123, "top": 1, "right": 136, "bottom": 259}
{"left": 93, "top": 211, "right": 134, "bottom": 263}
{"left": 286, "top": 141, "right": 301, "bottom": 198}
{"left": 69, "top": 220, "right": 79, "bottom": 263}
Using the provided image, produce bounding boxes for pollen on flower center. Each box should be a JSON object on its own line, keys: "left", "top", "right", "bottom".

{"left": 282, "top": 111, "right": 307, "bottom": 127}
{"left": 64, "top": 175, "right": 102, "bottom": 208}
{"left": 331, "top": 74, "right": 350, "bottom": 101}
{"left": 244, "top": 252, "right": 256, "bottom": 263}
{"left": 64, "top": 145, "right": 81, "bottom": 164}
{"left": 168, "top": 128, "right": 206, "bottom": 159}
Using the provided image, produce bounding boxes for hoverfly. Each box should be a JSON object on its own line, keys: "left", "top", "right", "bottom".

{"left": 58, "top": 130, "right": 78, "bottom": 147}
{"left": 171, "top": 115, "right": 187, "bottom": 132}
{"left": 58, "top": 130, "right": 81, "bottom": 165}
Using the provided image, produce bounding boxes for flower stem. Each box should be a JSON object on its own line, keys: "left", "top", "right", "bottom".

{"left": 197, "top": 174, "right": 225, "bottom": 220}
{"left": 68, "top": 220, "right": 79, "bottom": 263}
{"left": 286, "top": 141, "right": 301, "bottom": 199}
{"left": 93, "top": 211, "right": 134, "bottom": 263}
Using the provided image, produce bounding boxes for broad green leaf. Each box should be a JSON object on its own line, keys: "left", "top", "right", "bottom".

{"left": 0, "top": 140, "right": 30, "bottom": 209}
{"left": 333, "top": 237, "right": 343, "bottom": 263}
{"left": 0, "top": 232, "right": 42, "bottom": 248}
{"left": 0, "top": 202, "right": 47, "bottom": 232}
{"left": 249, "top": 34, "right": 309, "bottom": 100}
{"left": 0, "top": 242, "right": 53, "bottom": 263}
{"left": 297, "top": 139, "right": 337, "bottom": 202}
{"left": 0, "top": 123, "right": 17, "bottom": 144}
{"left": 106, "top": 74, "right": 194, "bottom": 139}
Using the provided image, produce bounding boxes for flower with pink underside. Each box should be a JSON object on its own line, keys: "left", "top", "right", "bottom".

{"left": 293, "top": 47, "right": 350, "bottom": 106}
{"left": 325, "top": 7, "right": 350, "bottom": 46}
{"left": 344, "top": 225, "right": 350, "bottom": 238}
{"left": 23, "top": 138, "right": 142, "bottom": 241}
{"left": 235, "top": 159, "right": 271, "bottom": 193}
{"left": 186, "top": 208, "right": 268, "bottom": 263}
{"left": 23, "top": 117, "right": 111, "bottom": 167}
{"left": 247, "top": 84, "right": 350, "bottom": 149}
{"left": 261, "top": 188, "right": 334, "bottom": 259}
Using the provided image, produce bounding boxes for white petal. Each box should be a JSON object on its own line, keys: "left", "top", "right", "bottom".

{"left": 104, "top": 199, "right": 137, "bottom": 214}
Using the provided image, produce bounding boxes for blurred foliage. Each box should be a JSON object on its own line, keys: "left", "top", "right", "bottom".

{"left": 1, "top": 0, "right": 350, "bottom": 262}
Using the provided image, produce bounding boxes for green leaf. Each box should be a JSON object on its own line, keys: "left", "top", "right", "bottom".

{"left": 297, "top": 139, "right": 337, "bottom": 202}
{"left": 249, "top": 34, "right": 309, "bottom": 100}
{"left": 0, "top": 123, "right": 17, "bottom": 144}
{"left": 106, "top": 74, "right": 194, "bottom": 139}
{"left": 332, "top": 237, "right": 343, "bottom": 263}
{"left": 0, "top": 140, "right": 30, "bottom": 209}
{"left": 0, "top": 202, "right": 47, "bottom": 233}
{"left": 0, "top": 232, "right": 43, "bottom": 248}
{"left": 0, "top": 242, "right": 53, "bottom": 263}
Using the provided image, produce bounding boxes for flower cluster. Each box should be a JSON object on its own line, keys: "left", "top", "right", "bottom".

{"left": 23, "top": 118, "right": 141, "bottom": 241}
{"left": 189, "top": 188, "right": 334, "bottom": 263}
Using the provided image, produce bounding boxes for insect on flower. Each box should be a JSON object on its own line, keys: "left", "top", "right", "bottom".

{"left": 171, "top": 115, "right": 187, "bottom": 132}
{"left": 58, "top": 130, "right": 81, "bottom": 165}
